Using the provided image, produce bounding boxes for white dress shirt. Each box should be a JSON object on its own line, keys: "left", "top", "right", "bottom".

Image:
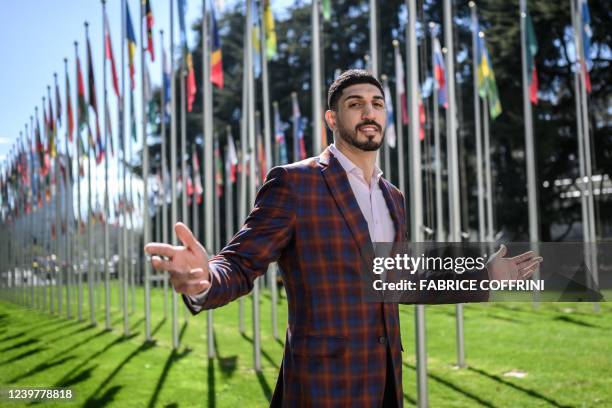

{"left": 328, "top": 144, "right": 395, "bottom": 243}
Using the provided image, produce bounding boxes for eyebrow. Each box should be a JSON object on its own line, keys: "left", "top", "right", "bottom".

{"left": 343, "top": 94, "right": 385, "bottom": 103}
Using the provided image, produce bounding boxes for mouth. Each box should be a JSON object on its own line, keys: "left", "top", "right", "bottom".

{"left": 357, "top": 124, "right": 380, "bottom": 135}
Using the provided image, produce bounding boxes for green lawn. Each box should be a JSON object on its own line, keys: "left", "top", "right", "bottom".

{"left": 0, "top": 282, "right": 611, "bottom": 407}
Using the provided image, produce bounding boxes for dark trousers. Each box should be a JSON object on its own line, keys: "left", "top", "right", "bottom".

{"left": 382, "top": 346, "right": 399, "bottom": 407}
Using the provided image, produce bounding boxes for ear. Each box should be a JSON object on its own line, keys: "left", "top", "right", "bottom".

{"left": 324, "top": 110, "right": 336, "bottom": 132}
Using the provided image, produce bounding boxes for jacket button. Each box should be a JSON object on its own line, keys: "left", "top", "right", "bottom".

{"left": 378, "top": 336, "right": 387, "bottom": 345}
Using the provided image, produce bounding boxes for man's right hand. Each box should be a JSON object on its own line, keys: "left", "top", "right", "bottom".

{"left": 144, "top": 222, "right": 211, "bottom": 296}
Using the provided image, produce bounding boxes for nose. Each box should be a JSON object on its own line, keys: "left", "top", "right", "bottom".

{"left": 361, "top": 103, "right": 376, "bottom": 120}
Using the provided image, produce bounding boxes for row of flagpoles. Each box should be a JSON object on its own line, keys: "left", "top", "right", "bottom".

{"left": 0, "top": 0, "right": 598, "bottom": 406}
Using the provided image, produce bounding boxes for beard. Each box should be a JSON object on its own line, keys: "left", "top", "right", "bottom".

{"left": 336, "top": 119, "right": 385, "bottom": 152}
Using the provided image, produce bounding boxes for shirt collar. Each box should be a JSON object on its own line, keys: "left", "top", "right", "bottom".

{"left": 328, "top": 143, "right": 384, "bottom": 185}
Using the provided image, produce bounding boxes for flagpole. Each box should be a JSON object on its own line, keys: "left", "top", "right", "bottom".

{"left": 428, "top": 26, "right": 443, "bottom": 242}
{"left": 129, "top": 116, "right": 136, "bottom": 316}
{"left": 84, "top": 22, "right": 97, "bottom": 327}
{"left": 63, "top": 61, "right": 73, "bottom": 319}
{"left": 441, "top": 0, "right": 467, "bottom": 370}
{"left": 382, "top": 74, "right": 391, "bottom": 181}
{"left": 246, "top": 0, "right": 262, "bottom": 372}
{"left": 260, "top": 0, "right": 273, "bottom": 175}
{"left": 202, "top": 0, "right": 216, "bottom": 359}
{"left": 311, "top": 0, "right": 322, "bottom": 156}
{"left": 571, "top": 0, "right": 598, "bottom": 304}
{"left": 468, "top": 3, "right": 485, "bottom": 243}
{"left": 53, "top": 74, "right": 63, "bottom": 316}
{"left": 120, "top": 0, "right": 131, "bottom": 337}
{"left": 159, "top": 29, "right": 169, "bottom": 320}
{"left": 169, "top": 0, "right": 180, "bottom": 349}
{"left": 140, "top": 0, "right": 152, "bottom": 342}
{"left": 238, "top": 29, "right": 248, "bottom": 336}
{"left": 392, "top": 41, "right": 406, "bottom": 196}
{"left": 45, "top": 90, "right": 56, "bottom": 315}
{"left": 99, "top": 0, "right": 111, "bottom": 330}
{"left": 406, "top": 1, "right": 428, "bottom": 406}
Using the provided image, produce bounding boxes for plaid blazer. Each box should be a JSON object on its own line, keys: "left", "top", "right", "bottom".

{"left": 185, "top": 147, "right": 407, "bottom": 407}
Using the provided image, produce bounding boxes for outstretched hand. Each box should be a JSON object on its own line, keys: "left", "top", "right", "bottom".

{"left": 144, "top": 222, "right": 211, "bottom": 296}
{"left": 487, "top": 244, "right": 543, "bottom": 281}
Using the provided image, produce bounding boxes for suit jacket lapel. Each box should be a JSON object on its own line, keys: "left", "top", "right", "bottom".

{"left": 319, "top": 148, "right": 374, "bottom": 262}
{"left": 378, "top": 179, "right": 405, "bottom": 243}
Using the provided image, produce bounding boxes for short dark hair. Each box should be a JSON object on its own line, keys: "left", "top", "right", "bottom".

{"left": 327, "top": 69, "right": 384, "bottom": 111}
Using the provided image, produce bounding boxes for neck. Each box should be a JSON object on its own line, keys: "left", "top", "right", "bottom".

{"left": 334, "top": 137, "right": 378, "bottom": 182}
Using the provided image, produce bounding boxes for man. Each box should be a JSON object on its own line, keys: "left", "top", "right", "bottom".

{"left": 145, "top": 70, "right": 542, "bottom": 407}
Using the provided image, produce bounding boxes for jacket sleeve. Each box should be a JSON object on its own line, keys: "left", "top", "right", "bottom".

{"left": 183, "top": 166, "right": 296, "bottom": 314}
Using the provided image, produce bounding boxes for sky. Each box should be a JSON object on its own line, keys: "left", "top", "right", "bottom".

{"left": 0, "top": 0, "right": 297, "bottom": 165}
{"left": 0, "top": 0, "right": 296, "bottom": 223}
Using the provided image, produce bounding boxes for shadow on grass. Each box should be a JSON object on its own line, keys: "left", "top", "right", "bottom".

{"left": 212, "top": 331, "right": 237, "bottom": 378}
{"left": 467, "top": 366, "right": 573, "bottom": 408}
{"left": 553, "top": 315, "right": 601, "bottom": 329}
{"left": 0, "top": 338, "right": 39, "bottom": 352}
{"left": 52, "top": 333, "right": 139, "bottom": 389}
{"left": 0, "top": 347, "right": 48, "bottom": 366}
{"left": 208, "top": 357, "right": 216, "bottom": 408}
{"left": 83, "top": 385, "right": 122, "bottom": 408}
{"left": 83, "top": 339, "right": 156, "bottom": 407}
{"left": 152, "top": 318, "right": 166, "bottom": 337}
{"left": 9, "top": 355, "right": 77, "bottom": 384}
{"left": 240, "top": 333, "right": 279, "bottom": 369}
{"left": 403, "top": 362, "right": 496, "bottom": 408}
{"left": 146, "top": 348, "right": 193, "bottom": 408}
{"left": 256, "top": 371, "right": 273, "bottom": 402}
{"left": 0, "top": 331, "right": 26, "bottom": 344}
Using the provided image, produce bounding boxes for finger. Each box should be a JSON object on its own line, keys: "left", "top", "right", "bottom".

{"left": 517, "top": 256, "right": 543, "bottom": 270}
{"left": 145, "top": 243, "right": 179, "bottom": 258}
{"left": 511, "top": 250, "right": 536, "bottom": 264}
{"left": 495, "top": 244, "right": 507, "bottom": 259}
{"left": 175, "top": 222, "right": 198, "bottom": 250}
{"left": 518, "top": 259, "right": 541, "bottom": 275}
{"left": 151, "top": 256, "right": 174, "bottom": 272}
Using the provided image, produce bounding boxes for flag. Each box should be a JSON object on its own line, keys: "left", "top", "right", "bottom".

{"left": 130, "top": 90, "right": 137, "bottom": 141}
{"left": 210, "top": 1, "right": 224, "bottom": 88}
{"left": 65, "top": 69, "right": 74, "bottom": 142}
{"left": 322, "top": 0, "right": 331, "bottom": 21}
{"left": 126, "top": 2, "right": 137, "bottom": 89}
{"left": 35, "top": 113, "right": 49, "bottom": 177}
{"left": 383, "top": 81, "right": 396, "bottom": 148}
{"left": 433, "top": 37, "right": 448, "bottom": 109}
{"left": 525, "top": 12, "right": 538, "bottom": 104}
{"left": 226, "top": 129, "right": 238, "bottom": 183}
{"left": 192, "top": 149, "right": 203, "bottom": 204}
{"left": 178, "top": 0, "right": 196, "bottom": 110}
{"left": 162, "top": 44, "right": 171, "bottom": 122}
{"left": 47, "top": 93, "right": 57, "bottom": 158}
{"left": 263, "top": 0, "right": 277, "bottom": 60}
{"left": 393, "top": 42, "right": 408, "bottom": 124}
{"left": 273, "top": 102, "right": 288, "bottom": 165}
{"left": 55, "top": 79, "right": 62, "bottom": 126}
{"left": 186, "top": 53, "right": 197, "bottom": 112}
{"left": 579, "top": 0, "right": 592, "bottom": 93}
{"left": 87, "top": 34, "right": 103, "bottom": 163}
{"left": 251, "top": 0, "right": 261, "bottom": 78}
{"left": 144, "top": 0, "right": 155, "bottom": 61}
{"left": 144, "top": 64, "right": 156, "bottom": 126}
{"left": 418, "top": 89, "right": 426, "bottom": 141}
{"left": 292, "top": 94, "right": 307, "bottom": 161}
{"left": 214, "top": 137, "right": 224, "bottom": 197}
{"left": 104, "top": 8, "right": 120, "bottom": 98}
{"left": 476, "top": 28, "right": 502, "bottom": 119}
{"left": 76, "top": 52, "right": 88, "bottom": 132}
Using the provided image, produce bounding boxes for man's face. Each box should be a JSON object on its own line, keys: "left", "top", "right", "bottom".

{"left": 328, "top": 83, "right": 386, "bottom": 152}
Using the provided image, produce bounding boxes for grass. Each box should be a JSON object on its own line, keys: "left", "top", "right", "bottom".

{"left": 0, "top": 281, "right": 611, "bottom": 407}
